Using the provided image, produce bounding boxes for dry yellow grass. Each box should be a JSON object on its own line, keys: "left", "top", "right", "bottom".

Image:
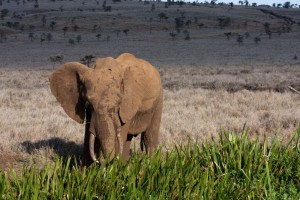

{"left": 0, "top": 67, "right": 299, "bottom": 170}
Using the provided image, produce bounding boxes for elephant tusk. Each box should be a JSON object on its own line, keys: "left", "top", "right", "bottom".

{"left": 89, "top": 132, "right": 99, "bottom": 163}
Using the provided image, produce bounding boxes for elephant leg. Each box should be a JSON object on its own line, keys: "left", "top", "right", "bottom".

{"left": 118, "top": 123, "right": 131, "bottom": 162}
{"left": 122, "top": 134, "right": 133, "bottom": 162}
{"left": 143, "top": 97, "right": 163, "bottom": 156}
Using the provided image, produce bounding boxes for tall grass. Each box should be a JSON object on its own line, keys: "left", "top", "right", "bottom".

{"left": 1, "top": 129, "right": 299, "bottom": 199}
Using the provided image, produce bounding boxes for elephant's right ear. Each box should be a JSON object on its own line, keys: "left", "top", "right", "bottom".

{"left": 49, "top": 62, "right": 89, "bottom": 123}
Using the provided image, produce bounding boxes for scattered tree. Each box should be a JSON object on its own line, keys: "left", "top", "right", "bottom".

{"left": 73, "top": 25, "right": 79, "bottom": 31}
{"left": 263, "top": 23, "right": 272, "bottom": 39}
{"left": 169, "top": 32, "right": 177, "bottom": 40}
{"left": 50, "top": 21, "right": 56, "bottom": 30}
{"left": 68, "top": 38, "right": 75, "bottom": 45}
{"left": 40, "top": 33, "right": 46, "bottom": 45}
{"left": 1, "top": 9, "right": 9, "bottom": 19}
{"left": 76, "top": 35, "right": 82, "bottom": 43}
{"left": 49, "top": 55, "right": 64, "bottom": 69}
{"left": 218, "top": 17, "right": 231, "bottom": 29}
{"left": 62, "top": 26, "right": 68, "bottom": 36}
{"left": 224, "top": 32, "right": 232, "bottom": 40}
{"left": 175, "top": 17, "right": 184, "bottom": 30}
{"left": 151, "top": 3, "right": 155, "bottom": 11}
{"left": 28, "top": 32, "right": 34, "bottom": 41}
{"left": 237, "top": 35, "right": 243, "bottom": 45}
{"left": 81, "top": 55, "right": 95, "bottom": 67}
{"left": 46, "top": 33, "right": 53, "bottom": 42}
{"left": 283, "top": 1, "right": 290, "bottom": 8}
{"left": 123, "top": 29, "right": 129, "bottom": 36}
{"left": 293, "top": 54, "right": 297, "bottom": 60}
{"left": 244, "top": 32, "right": 250, "bottom": 38}
{"left": 96, "top": 33, "right": 101, "bottom": 40}
{"left": 183, "top": 30, "right": 190, "bottom": 40}
{"left": 158, "top": 12, "right": 168, "bottom": 22}
{"left": 41, "top": 15, "right": 46, "bottom": 27}
{"left": 254, "top": 36, "right": 261, "bottom": 44}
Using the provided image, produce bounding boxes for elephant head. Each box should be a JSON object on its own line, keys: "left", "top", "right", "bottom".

{"left": 49, "top": 53, "right": 162, "bottom": 164}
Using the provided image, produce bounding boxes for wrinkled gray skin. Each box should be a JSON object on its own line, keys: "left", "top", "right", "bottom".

{"left": 49, "top": 53, "right": 163, "bottom": 166}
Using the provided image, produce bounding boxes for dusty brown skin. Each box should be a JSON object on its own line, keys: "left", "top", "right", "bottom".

{"left": 49, "top": 53, "right": 163, "bottom": 166}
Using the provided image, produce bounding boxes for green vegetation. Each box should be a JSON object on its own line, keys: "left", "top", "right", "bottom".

{"left": 1, "top": 129, "right": 299, "bottom": 199}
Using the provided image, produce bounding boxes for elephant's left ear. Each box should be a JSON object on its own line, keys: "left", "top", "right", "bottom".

{"left": 119, "top": 67, "right": 142, "bottom": 124}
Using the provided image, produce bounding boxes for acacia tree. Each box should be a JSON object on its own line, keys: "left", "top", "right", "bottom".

{"left": 62, "top": 26, "right": 68, "bottom": 36}
{"left": 49, "top": 55, "right": 64, "bottom": 69}
{"left": 283, "top": 1, "right": 290, "bottom": 8}
{"left": 28, "top": 32, "right": 34, "bottom": 41}
{"left": 80, "top": 55, "right": 95, "bottom": 67}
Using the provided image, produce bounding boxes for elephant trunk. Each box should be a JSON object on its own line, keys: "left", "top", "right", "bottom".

{"left": 89, "top": 117, "right": 117, "bottom": 163}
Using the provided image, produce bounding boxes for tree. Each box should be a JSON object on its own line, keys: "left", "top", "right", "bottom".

{"left": 62, "top": 26, "right": 68, "bottom": 36}
{"left": 80, "top": 55, "right": 95, "bottom": 67}
{"left": 50, "top": 21, "right": 56, "bottom": 30}
{"left": 40, "top": 33, "right": 46, "bottom": 45}
{"left": 218, "top": 17, "right": 231, "bottom": 29}
{"left": 183, "top": 30, "right": 190, "bottom": 40}
{"left": 73, "top": 25, "right": 79, "bottom": 31}
{"left": 283, "top": 1, "right": 290, "bottom": 8}
{"left": 169, "top": 32, "right": 176, "bottom": 40}
{"left": 123, "top": 29, "right": 129, "bottom": 36}
{"left": 76, "top": 35, "right": 82, "bottom": 43}
{"left": 49, "top": 55, "right": 64, "bottom": 69}
{"left": 46, "top": 33, "right": 53, "bottom": 42}
{"left": 158, "top": 12, "right": 168, "bottom": 22}
{"left": 237, "top": 35, "right": 243, "bottom": 45}
{"left": 28, "top": 32, "right": 34, "bottom": 41}
{"left": 68, "top": 38, "right": 75, "bottom": 45}
{"left": 151, "top": 4, "right": 155, "bottom": 11}
{"left": 96, "top": 34, "right": 101, "bottom": 40}
{"left": 175, "top": 17, "right": 184, "bottom": 30}
{"left": 224, "top": 32, "right": 232, "bottom": 40}
{"left": 263, "top": 22, "right": 272, "bottom": 38}
{"left": 1, "top": 9, "right": 9, "bottom": 19}
{"left": 41, "top": 15, "right": 46, "bottom": 26}
{"left": 254, "top": 36, "right": 261, "bottom": 44}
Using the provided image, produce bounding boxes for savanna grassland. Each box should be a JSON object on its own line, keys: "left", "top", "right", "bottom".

{"left": 0, "top": 0, "right": 300, "bottom": 198}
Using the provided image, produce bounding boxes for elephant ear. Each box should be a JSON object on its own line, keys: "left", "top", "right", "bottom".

{"left": 49, "top": 62, "right": 89, "bottom": 123}
{"left": 119, "top": 67, "right": 142, "bottom": 124}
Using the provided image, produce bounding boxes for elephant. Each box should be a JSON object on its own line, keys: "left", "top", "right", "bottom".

{"left": 49, "top": 53, "right": 163, "bottom": 166}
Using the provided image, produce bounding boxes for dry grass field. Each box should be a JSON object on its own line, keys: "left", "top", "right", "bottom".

{"left": 0, "top": 0, "right": 300, "bottom": 170}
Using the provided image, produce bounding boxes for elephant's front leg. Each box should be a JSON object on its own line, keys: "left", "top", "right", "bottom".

{"left": 117, "top": 123, "right": 131, "bottom": 162}
{"left": 143, "top": 98, "right": 163, "bottom": 156}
